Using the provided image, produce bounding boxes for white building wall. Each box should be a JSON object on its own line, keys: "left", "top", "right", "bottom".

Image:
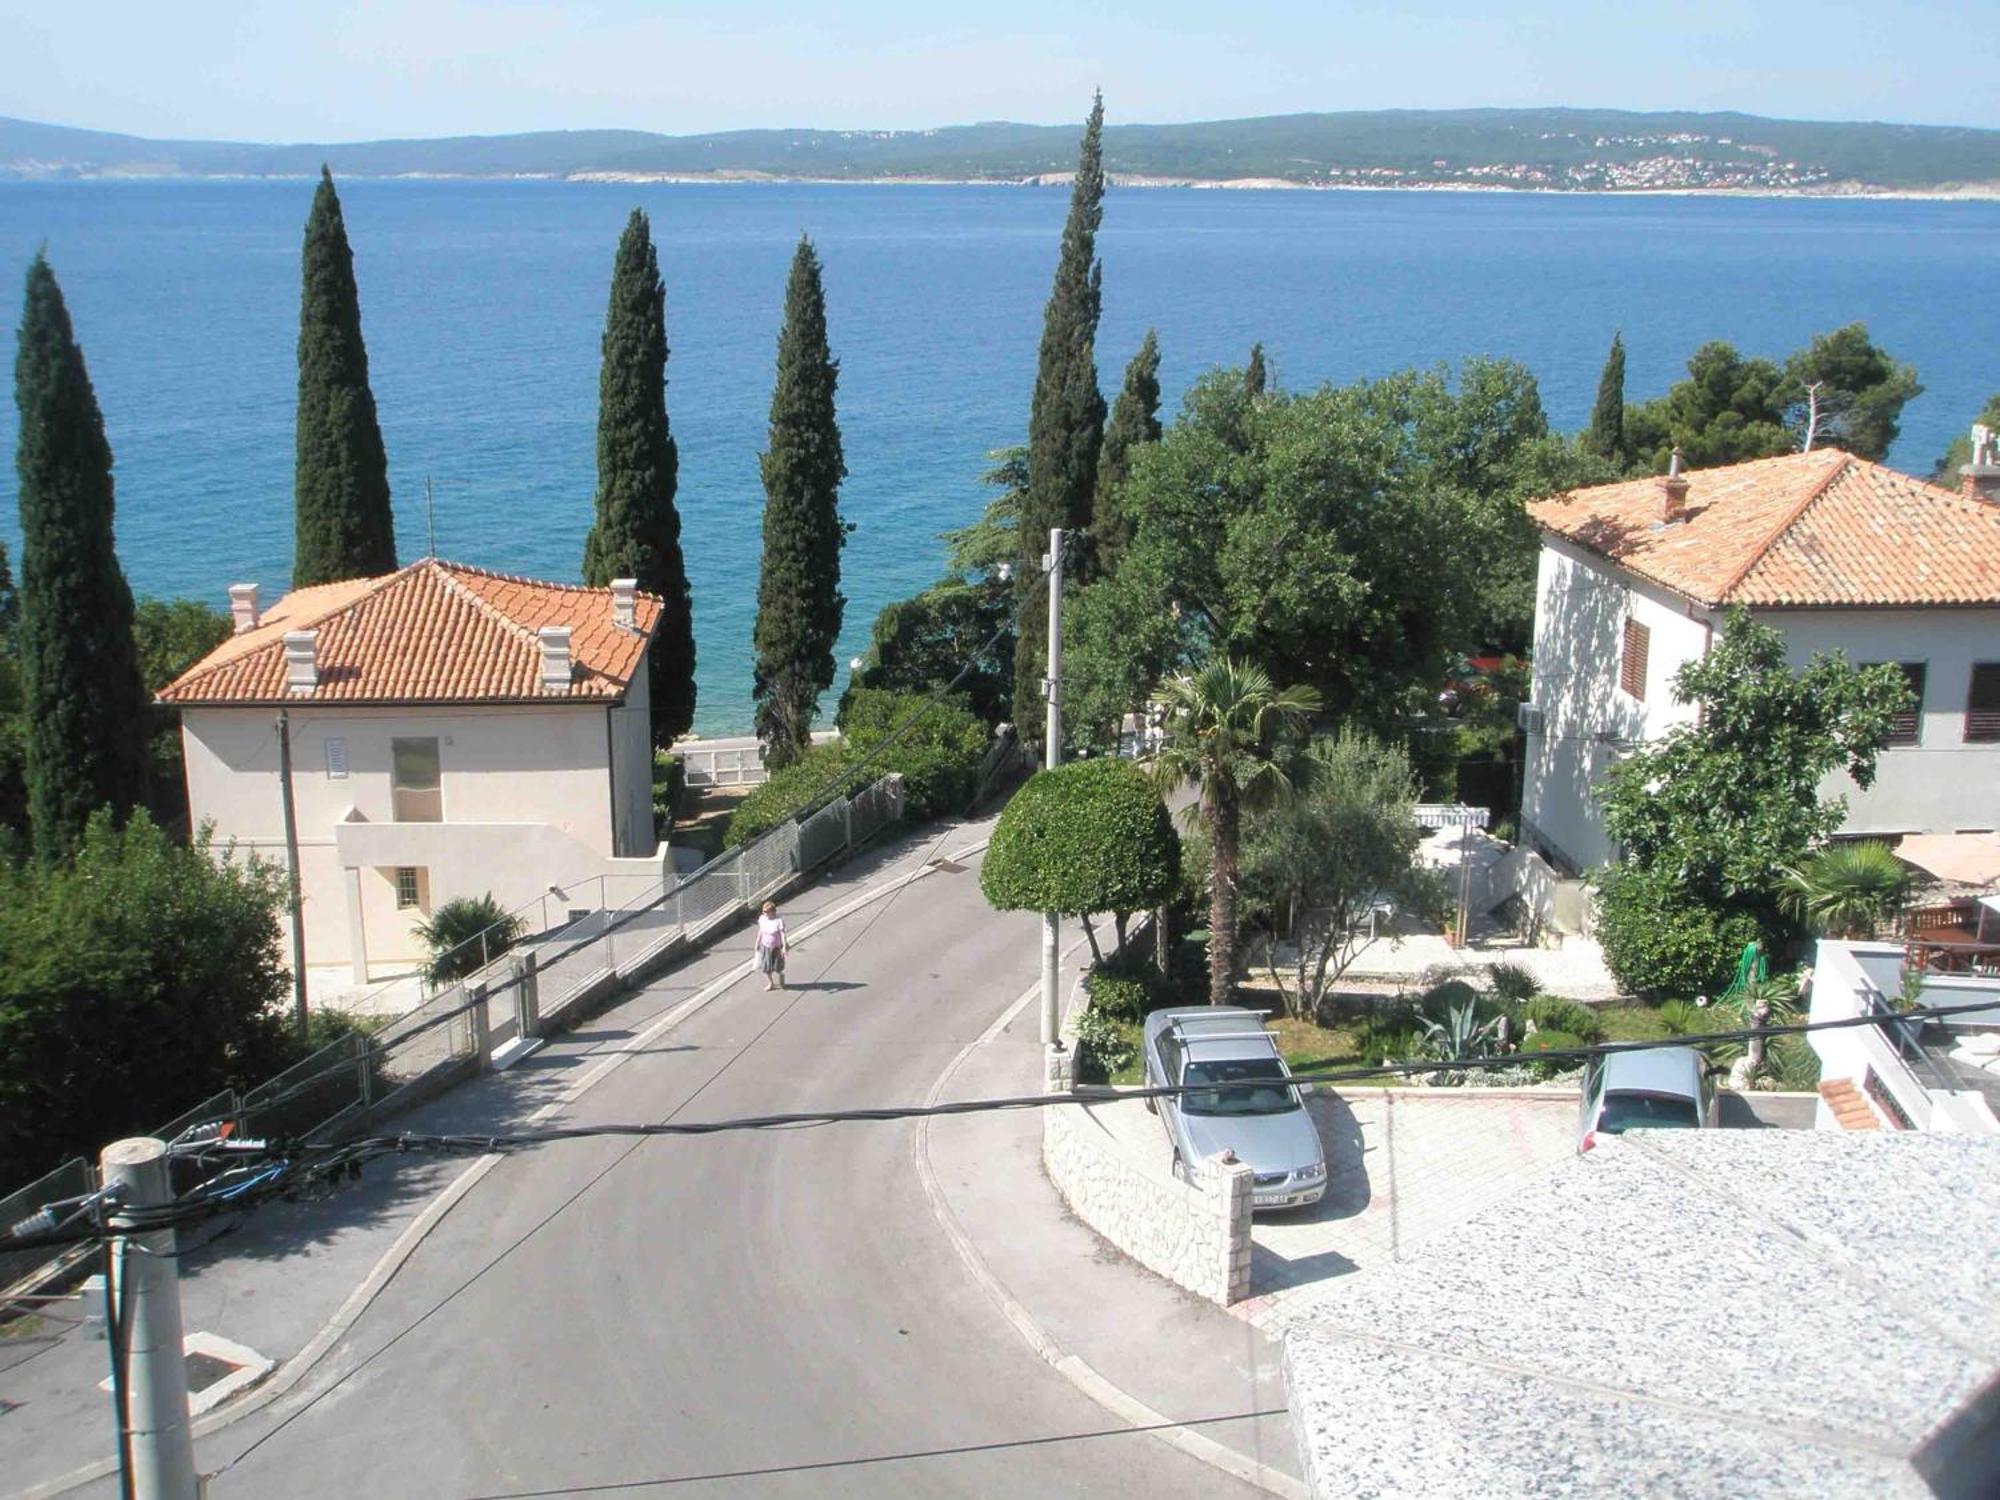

{"left": 1758, "top": 608, "right": 2000, "bottom": 837}
{"left": 183, "top": 702, "right": 638, "bottom": 976}
{"left": 1520, "top": 536, "right": 1711, "bottom": 871}
{"left": 608, "top": 642, "right": 655, "bottom": 858}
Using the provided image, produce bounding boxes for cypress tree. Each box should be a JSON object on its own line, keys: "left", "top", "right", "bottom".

{"left": 1090, "top": 329, "right": 1162, "bottom": 574}
{"left": 293, "top": 167, "right": 395, "bottom": 586}
{"left": 1016, "top": 93, "right": 1108, "bottom": 722}
{"left": 752, "top": 237, "right": 847, "bottom": 769}
{"left": 13, "top": 255, "right": 149, "bottom": 859}
{"left": 582, "top": 209, "right": 697, "bottom": 746}
{"left": 1245, "top": 342, "right": 1267, "bottom": 398}
{"left": 1586, "top": 332, "right": 1627, "bottom": 465}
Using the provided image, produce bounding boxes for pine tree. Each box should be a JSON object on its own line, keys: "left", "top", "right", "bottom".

{"left": 1090, "top": 329, "right": 1161, "bottom": 574}
{"left": 1246, "top": 342, "right": 1267, "bottom": 397}
{"left": 293, "top": 167, "right": 395, "bottom": 586}
{"left": 13, "top": 255, "right": 149, "bottom": 859}
{"left": 1585, "top": 332, "right": 1626, "bottom": 465}
{"left": 582, "top": 209, "right": 697, "bottom": 745}
{"left": 752, "top": 237, "right": 848, "bottom": 769}
{"left": 1016, "top": 93, "right": 1108, "bottom": 722}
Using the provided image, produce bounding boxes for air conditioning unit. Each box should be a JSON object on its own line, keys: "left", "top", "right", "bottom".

{"left": 1516, "top": 702, "right": 1546, "bottom": 736}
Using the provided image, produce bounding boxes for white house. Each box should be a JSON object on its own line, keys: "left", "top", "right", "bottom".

{"left": 1519, "top": 442, "right": 2000, "bottom": 874}
{"left": 160, "top": 559, "right": 669, "bottom": 981}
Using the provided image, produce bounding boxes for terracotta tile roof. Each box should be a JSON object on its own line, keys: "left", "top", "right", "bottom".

{"left": 159, "top": 560, "right": 661, "bottom": 706}
{"left": 1528, "top": 449, "right": 2000, "bottom": 608}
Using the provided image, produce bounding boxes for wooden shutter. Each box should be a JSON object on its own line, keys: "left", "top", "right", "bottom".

{"left": 1968, "top": 664, "right": 2000, "bottom": 744}
{"left": 1866, "top": 663, "right": 1925, "bottom": 746}
{"left": 1620, "top": 619, "right": 1650, "bottom": 701}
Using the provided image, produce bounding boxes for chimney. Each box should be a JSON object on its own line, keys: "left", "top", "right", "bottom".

{"left": 228, "top": 582, "right": 260, "bottom": 635}
{"left": 282, "top": 630, "right": 318, "bottom": 695}
{"left": 1662, "top": 447, "right": 1690, "bottom": 523}
{"left": 1961, "top": 423, "right": 2000, "bottom": 506}
{"left": 610, "top": 577, "right": 637, "bottom": 631}
{"left": 538, "top": 625, "right": 573, "bottom": 693}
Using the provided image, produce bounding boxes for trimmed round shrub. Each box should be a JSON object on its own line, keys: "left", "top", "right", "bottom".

{"left": 1084, "top": 969, "right": 1150, "bottom": 1025}
{"left": 1596, "top": 865, "right": 1764, "bottom": 1001}
{"left": 982, "top": 758, "right": 1179, "bottom": 921}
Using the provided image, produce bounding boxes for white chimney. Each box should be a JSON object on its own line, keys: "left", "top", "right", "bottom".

{"left": 1661, "top": 446, "right": 1689, "bottom": 523}
{"left": 228, "top": 582, "right": 260, "bottom": 635}
{"left": 610, "top": 577, "right": 637, "bottom": 631}
{"left": 1962, "top": 423, "right": 2000, "bottom": 506}
{"left": 282, "top": 630, "right": 318, "bottom": 695}
{"left": 538, "top": 625, "right": 573, "bottom": 693}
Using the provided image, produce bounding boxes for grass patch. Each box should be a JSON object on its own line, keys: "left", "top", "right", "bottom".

{"left": 1594, "top": 1000, "right": 1675, "bottom": 1043}
{"left": 1268, "top": 1016, "right": 1396, "bottom": 1087}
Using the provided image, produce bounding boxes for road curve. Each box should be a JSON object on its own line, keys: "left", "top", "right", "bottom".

{"left": 190, "top": 833, "right": 1272, "bottom": 1499}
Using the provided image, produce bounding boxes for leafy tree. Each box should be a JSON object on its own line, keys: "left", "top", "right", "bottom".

{"left": 1595, "top": 611, "right": 1910, "bottom": 997}
{"left": 1779, "top": 841, "right": 1911, "bottom": 940}
{"left": 1242, "top": 731, "right": 1441, "bottom": 1018}
{"left": 1584, "top": 332, "right": 1626, "bottom": 464}
{"left": 982, "top": 758, "right": 1178, "bottom": 963}
{"left": 1149, "top": 656, "right": 1320, "bottom": 1005}
{"left": 1936, "top": 393, "right": 2000, "bottom": 486}
{"left": 293, "top": 167, "right": 396, "bottom": 586}
{"left": 1783, "top": 323, "right": 1921, "bottom": 461}
{"left": 1090, "top": 331, "right": 1161, "bottom": 573}
{"left": 14, "top": 254, "right": 150, "bottom": 860}
{"left": 582, "top": 209, "right": 697, "bottom": 745}
{"left": 414, "top": 892, "right": 525, "bottom": 984}
{"left": 133, "top": 598, "right": 230, "bottom": 832}
{"left": 0, "top": 809, "right": 294, "bottom": 1186}
{"left": 1245, "top": 342, "right": 1268, "bottom": 398}
{"left": 752, "top": 236, "right": 848, "bottom": 768}
{"left": 1622, "top": 341, "right": 1792, "bottom": 471}
{"left": 1016, "top": 94, "right": 1107, "bottom": 718}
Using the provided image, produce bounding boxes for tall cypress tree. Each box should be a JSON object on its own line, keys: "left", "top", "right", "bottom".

{"left": 1016, "top": 93, "right": 1108, "bottom": 722}
{"left": 1586, "top": 332, "right": 1627, "bottom": 466}
{"left": 293, "top": 167, "right": 395, "bottom": 586}
{"left": 1090, "top": 329, "right": 1162, "bottom": 574}
{"left": 1245, "top": 342, "right": 1268, "bottom": 397}
{"left": 752, "top": 237, "right": 847, "bottom": 768}
{"left": 582, "top": 209, "right": 697, "bottom": 746}
{"left": 13, "top": 255, "right": 149, "bottom": 859}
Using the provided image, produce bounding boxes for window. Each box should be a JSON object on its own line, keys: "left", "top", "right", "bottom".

{"left": 1863, "top": 663, "right": 1925, "bottom": 747}
{"left": 1968, "top": 664, "right": 2000, "bottom": 744}
{"left": 324, "top": 737, "right": 349, "bottom": 779}
{"left": 1619, "top": 619, "right": 1650, "bottom": 701}
{"left": 391, "top": 737, "right": 442, "bottom": 822}
{"left": 394, "top": 867, "right": 423, "bottom": 910}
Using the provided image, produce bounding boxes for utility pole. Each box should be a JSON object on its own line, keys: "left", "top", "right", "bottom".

{"left": 276, "top": 708, "right": 309, "bottom": 1041}
{"left": 1041, "top": 526, "right": 1064, "bottom": 1047}
{"left": 100, "top": 1139, "right": 198, "bottom": 1500}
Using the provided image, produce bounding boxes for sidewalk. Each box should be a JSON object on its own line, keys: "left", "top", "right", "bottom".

{"left": 2, "top": 818, "right": 985, "bottom": 1500}
{"left": 919, "top": 1000, "right": 1306, "bottom": 1497}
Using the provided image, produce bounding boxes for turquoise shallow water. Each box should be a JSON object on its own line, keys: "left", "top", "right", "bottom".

{"left": 3, "top": 181, "right": 1997, "bottom": 734}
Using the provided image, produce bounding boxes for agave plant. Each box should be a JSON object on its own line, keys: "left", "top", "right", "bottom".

{"left": 1779, "top": 841, "right": 1912, "bottom": 940}
{"left": 1417, "top": 997, "right": 1501, "bottom": 1085}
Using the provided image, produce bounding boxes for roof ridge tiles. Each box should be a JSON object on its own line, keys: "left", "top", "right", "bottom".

{"left": 1714, "top": 449, "right": 1851, "bottom": 603}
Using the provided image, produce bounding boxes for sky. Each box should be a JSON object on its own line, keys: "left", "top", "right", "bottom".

{"left": 2, "top": 1, "right": 1995, "bottom": 141}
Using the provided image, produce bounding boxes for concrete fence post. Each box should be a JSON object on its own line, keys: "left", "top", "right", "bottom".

{"left": 468, "top": 983, "right": 492, "bottom": 1069}
{"left": 1208, "top": 1153, "right": 1255, "bottom": 1305}
{"left": 1044, "top": 1041, "right": 1074, "bottom": 1095}
{"left": 354, "top": 1030, "right": 374, "bottom": 1110}
{"left": 514, "top": 949, "right": 541, "bottom": 1039}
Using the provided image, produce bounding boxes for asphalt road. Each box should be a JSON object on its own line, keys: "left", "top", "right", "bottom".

{"left": 177, "top": 832, "right": 1270, "bottom": 1499}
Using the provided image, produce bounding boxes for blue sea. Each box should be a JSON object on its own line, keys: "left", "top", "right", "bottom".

{"left": 2, "top": 181, "right": 1997, "bottom": 735}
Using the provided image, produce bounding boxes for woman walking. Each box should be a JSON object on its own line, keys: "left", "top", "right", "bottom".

{"left": 756, "top": 900, "right": 790, "bottom": 991}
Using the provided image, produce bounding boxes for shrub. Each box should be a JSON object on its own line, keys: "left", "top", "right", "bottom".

{"left": 1083, "top": 969, "right": 1150, "bottom": 1025}
{"left": 1525, "top": 995, "right": 1605, "bottom": 1044}
{"left": 1419, "top": 979, "right": 1482, "bottom": 1016}
{"left": 1487, "top": 962, "right": 1539, "bottom": 1004}
{"left": 1596, "top": 865, "right": 1763, "bottom": 1001}
{"left": 982, "top": 759, "right": 1179, "bottom": 938}
{"left": 1355, "top": 1001, "right": 1421, "bottom": 1066}
{"left": 1657, "top": 999, "right": 1703, "bottom": 1036}
{"left": 1763, "top": 1035, "right": 1822, "bottom": 1091}
{"left": 1074, "top": 1003, "right": 1137, "bottom": 1083}
{"left": 415, "top": 893, "right": 525, "bottom": 985}
{"left": 651, "top": 750, "right": 683, "bottom": 826}
{"left": 1518, "top": 1030, "right": 1583, "bottom": 1080}
{"left": 839, "top": 686, "right": 988, "bottom": 764}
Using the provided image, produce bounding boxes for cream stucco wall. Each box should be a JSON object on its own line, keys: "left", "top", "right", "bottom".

{"left": 1523, "top": 534, "right": 2000, "bottom": 873}
{"left": 183, "top": 700, "right": 664, "bottom": 978}
{"left": 608, "top": 643, "right": 655, "bottom": 858}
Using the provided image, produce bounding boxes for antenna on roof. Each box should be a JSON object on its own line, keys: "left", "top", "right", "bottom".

{"left": 425, "top": 476, "right": 437, "bottom": 560}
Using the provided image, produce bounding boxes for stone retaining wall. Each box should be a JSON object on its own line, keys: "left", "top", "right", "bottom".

{"left": 1040, "top": 1045, "right": 1254, "bottom": 1305}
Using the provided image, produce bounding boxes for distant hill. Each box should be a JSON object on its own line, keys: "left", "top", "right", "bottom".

{"left": 5, "top": 108, "right": 1999, "bottom": 193}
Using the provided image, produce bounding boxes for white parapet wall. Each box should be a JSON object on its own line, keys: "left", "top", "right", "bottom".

{"left": 1040, "top": 1043, "right": 1253, "bottom": 1306}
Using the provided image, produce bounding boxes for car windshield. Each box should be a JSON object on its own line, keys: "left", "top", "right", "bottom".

{"left": 1598, "top": 1090, "right": 1700, "bottom": 1133}
{"left": 1181, "top": 1057, "right": 1297, "bottom": 1116}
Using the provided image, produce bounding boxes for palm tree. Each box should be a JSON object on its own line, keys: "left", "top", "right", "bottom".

{"left": 1779, "top": 841, "right": 1912, "bottom": 940}
{"left": 1149, "top": 657, "right": 1321, "bottom": 1004}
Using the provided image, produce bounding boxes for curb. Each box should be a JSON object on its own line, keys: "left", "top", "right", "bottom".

{"left": 912, "top": 956, "right": 1308, "bottom": 1500}
{"left": 18, "top": 827, "right": 992, "bottom": 1500}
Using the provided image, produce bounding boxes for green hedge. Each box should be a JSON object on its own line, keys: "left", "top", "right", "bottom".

{"left": 1597, "top": 865, "right": 1763, "bottom": 1001}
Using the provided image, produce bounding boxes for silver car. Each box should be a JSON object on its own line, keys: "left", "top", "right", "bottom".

{"left": 1142, "top": 1007, "right": 1327, "bottom": 1211}
{"left": 1577, "top": 1044, "right": 1716, "bottom": 1152}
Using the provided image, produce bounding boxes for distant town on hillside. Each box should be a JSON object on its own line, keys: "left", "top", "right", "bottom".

{"left": 5, "top": 107, "right": 2000, "bottom": 193}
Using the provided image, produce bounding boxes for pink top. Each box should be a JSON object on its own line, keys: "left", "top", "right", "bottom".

{"left": 757, "top": 913, "right": 785, "bottom": 949}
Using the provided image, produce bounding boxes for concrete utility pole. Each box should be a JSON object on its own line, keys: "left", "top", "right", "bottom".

{"left": 1041, "top": 526, "right": 1064, "bottom": 1048}
{"left": 276, "top": 708, "right": 309, "bottom": 1041}
{"left": 100, "top": 1138, "right": 198, "bottom": 1500}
